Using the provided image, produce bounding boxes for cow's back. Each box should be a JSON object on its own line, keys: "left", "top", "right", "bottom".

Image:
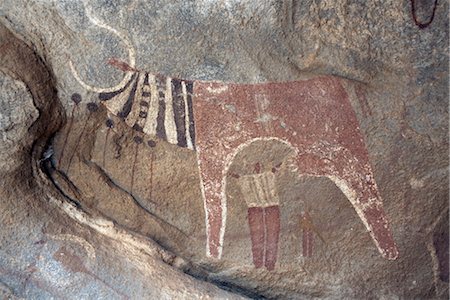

{"left": 193, "top": 76, "right": 368, "bottom": 162}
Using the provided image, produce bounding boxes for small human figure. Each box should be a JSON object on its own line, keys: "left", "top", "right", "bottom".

{"left": 299, "top": 210, "right": 325, "bottom": 258}
{"left": 300, "top": 211, "right": 314, "bottom": 257}
{"left": 231, "top": 161, "right": 282, "bottom": 271}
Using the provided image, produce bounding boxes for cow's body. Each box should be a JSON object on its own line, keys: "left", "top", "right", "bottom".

{"left": 95, "top": 72, "right": 398, "bottom": 261}
{"left": 194, "top": 77, "right": 397, "bottom": 260}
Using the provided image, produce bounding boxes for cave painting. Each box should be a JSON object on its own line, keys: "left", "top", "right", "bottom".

{"left": 230, "top": 162, "right": 282, "bottom": 270}
{"left": 195, "top": 79, "right": 399, "bottom": 261}
{"left": 299, "top": 210, "right": 326, "bottom": 258}
{"left": 70, "top": 69, "right": 399, "bottom": 263}
{"left": 68, "top": 5, "right": 399, "bottom": 266}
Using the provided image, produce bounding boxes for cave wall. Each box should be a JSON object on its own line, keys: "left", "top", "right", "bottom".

{"left": 0, "top": 0, "right": 448, "bottom": 298}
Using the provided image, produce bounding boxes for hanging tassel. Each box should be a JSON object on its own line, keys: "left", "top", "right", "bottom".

{"left": 66, "top": 102, "right": 98, "bottom": 174}
{"left": 147, "top": 139, "right": 157, "bottom": 201}
{"left": 130, "top": 135, "right": 143, "bottom": 194}
{"left": 59, "top": 93, "right": 81, "bottom": 168}
{"left": 103, "top": 118, "right": 115, "bottom": 169}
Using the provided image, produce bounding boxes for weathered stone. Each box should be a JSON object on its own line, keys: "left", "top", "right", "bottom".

{"left": 0, "top": 0, "right": 448, "bottom": 298}
{"left": 0, "top": 70, "right": 39, "bottom": 171}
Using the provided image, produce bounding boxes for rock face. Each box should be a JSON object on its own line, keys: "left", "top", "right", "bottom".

{"left": 0, "top": 0, "right": 448, "bottom": 299}
{"left": 0, "top": 71, "right": 39, "bottom": 172}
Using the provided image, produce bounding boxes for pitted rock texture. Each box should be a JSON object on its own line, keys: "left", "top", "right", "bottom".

{"left": 0, "top": 71, "right": 39, "bottom": 171}
{"left": 0, "top": 21, "right": 242, "bottom": 299}
{"left": 0, "top": 0, "right": 448, "bottom": 299}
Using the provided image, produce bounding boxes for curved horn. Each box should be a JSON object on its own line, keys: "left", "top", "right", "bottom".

{"left": 69, "top": 0, "right": 136, "bottom": 93}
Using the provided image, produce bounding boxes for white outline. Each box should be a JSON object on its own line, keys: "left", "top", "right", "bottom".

{"left": 143, "top": 73, "right": 159, "bottom": 136}
{"left": 196, "top": 149, "right": 212, "bottom": 258}
{"left": 48, "top": 233, "right": 96, "bottom": 261}
{"left": 69, "top": 0, "right": 136, "bottom": 93}
{"left": 212, "top": 137, "right": 398, "bottom": 260}
{"left": 328, "top": 175, "right": 398, "bottom": 260}
{"left": 217, "top": 137, "right": 298, "bottom": 259}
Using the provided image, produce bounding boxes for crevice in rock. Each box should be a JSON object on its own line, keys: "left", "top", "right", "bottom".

{"left": 41, "top": 143, "right": 265, "bottom": 298}
{"left": 0, "top": 21, "right": 258, "bottom": 299}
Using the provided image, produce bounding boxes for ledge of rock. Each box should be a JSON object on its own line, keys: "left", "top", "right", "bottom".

{"left": 0, "top": 1, "right": 448, "bottom": 298}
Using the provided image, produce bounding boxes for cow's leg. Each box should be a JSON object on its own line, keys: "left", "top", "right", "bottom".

{"left": 296, "top": 149, "right": 399, "bottom": 260}
{"left": 196, "top": 150, "right": 229, "bottom": 259}
{"left": 329, "top": 173, "right": 399, "bottom": 260}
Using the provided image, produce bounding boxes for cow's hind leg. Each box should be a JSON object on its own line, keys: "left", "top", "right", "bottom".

{"left": 296, "top": 147, "right": 399, "bottom": 260}
{"left": 328, "top": 172, "right": 399, "bottom": 260}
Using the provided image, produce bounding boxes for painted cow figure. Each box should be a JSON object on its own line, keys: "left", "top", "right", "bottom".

{"left": 71, "top": 67, "right": 399, "bottom": 262}
{"left": 194, "top": 77, "right": 398, "bottom": 260}
{"left": 68, "top": 9, "right": 398, "bottom": 262}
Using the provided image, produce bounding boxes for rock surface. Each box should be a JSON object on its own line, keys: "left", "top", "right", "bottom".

{"left": 0, "top": 0, "right": 448, "bottom": 299}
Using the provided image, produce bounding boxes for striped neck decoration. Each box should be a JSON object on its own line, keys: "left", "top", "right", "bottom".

{"left": 99, "top": 72, "right": 196, "bottom": 150}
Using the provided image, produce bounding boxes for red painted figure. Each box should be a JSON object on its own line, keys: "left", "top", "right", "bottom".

{"left": 193, "top": 77, "right": 399, "bottom": 260}
{"left": 300, "top": 211, "right": 316, "bottom": 257}
{"left": 69, "top": 9, "right": 399, "bottom": 263}
{"left": 233, "top": 162, "right": 281, "bottom": 270}
{"left": 72, "top": 56, "right": 399, "bottom": 262}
